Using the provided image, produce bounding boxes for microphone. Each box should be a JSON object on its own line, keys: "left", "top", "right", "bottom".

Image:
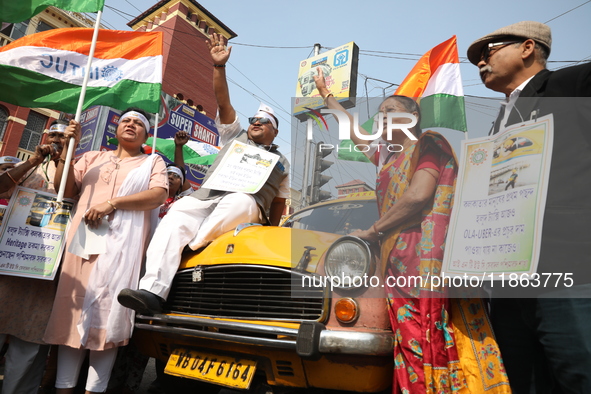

{"left": 43, "top": 143, "right": 61, "bottom": 164}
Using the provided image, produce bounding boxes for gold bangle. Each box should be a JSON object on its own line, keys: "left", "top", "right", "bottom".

{"left": 324, "top": 93, "right": 334, "bottom": 106}
{"left": 372, "top": 223, "right": 384, "bottom": 238}
{"left": 6, "top": 171, "right": 17, "bottom": 184}
{"left": 107, "top": 200, "right": 117, "bottom": 210}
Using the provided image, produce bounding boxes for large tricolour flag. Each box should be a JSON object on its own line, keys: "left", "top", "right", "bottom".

{"left": 0, "top": 0, "right": 105, "bottom": 23}
{"left": 0, "top": 28, "right": 163, "bottom": 113}
{"left": 338, "top": 35, "right": 467, "bottom": 162}
{"left": 394, "top": 35, "right": 467, "bottom": 132}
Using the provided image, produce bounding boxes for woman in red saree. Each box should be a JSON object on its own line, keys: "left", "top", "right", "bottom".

{"left": 314, "top": 70, "right": 511, "bottom": 393}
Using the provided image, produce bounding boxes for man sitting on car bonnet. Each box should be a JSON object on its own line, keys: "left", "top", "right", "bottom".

{"left": 118, "top": 32, "right": 290, "bottom": 315}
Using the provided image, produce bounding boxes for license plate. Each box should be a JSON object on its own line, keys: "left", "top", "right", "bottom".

{"left": 165, "top": 348, "right": 257, "bottom": 389}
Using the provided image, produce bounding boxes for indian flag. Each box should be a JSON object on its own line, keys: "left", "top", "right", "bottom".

{"left": 338, "top": 35, "right": 466, "bottom": 162}
{"left": 0, "top": 0, "right": 105, "bottom": 23}
{"left": 395, "top": 35, "right": 467, "bottom": 132}
{"left": 0, "top": 28, "right": 162, "bottom": 113}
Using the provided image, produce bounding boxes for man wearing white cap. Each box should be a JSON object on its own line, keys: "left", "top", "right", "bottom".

{"left": 119, "top": 32, "right": 290, "bottom": 315}
{"left": 468, "top": 21, "right": 591, "bottom": 392}
{"left": 0, "top": 119, "right": 68, "bottom": 394}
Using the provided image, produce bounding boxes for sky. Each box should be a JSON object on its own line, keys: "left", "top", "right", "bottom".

{"left": 96, "top": 0, "right": 591, "bottom": 198}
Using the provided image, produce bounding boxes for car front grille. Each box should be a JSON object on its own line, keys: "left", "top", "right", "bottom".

{"left": 163, "top": 265, "right": 325, "bottom": 321}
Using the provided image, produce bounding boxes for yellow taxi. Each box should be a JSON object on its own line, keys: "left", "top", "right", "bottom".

{"left": 134, "top": 192, "right": 393, "bottom": 392}
{"left": 491, "top": 128, "right": 545, "bottom": 165}
{"left": 26, "top": 194, "right": 72, "bottom": 231}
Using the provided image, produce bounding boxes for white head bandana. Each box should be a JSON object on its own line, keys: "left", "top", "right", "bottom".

{"left": 167, "top": 166, "right": 184, "bottom": 183}
{"left": 0, "top": 156, "right": 20, "bottom": 165}
{"left": 253, "top": 102, "right": 278, "bottom": 129}
{"left": 119, "top": 111, "right": 150, "bottom": 133}
{"left": 46, "top": 123, "right": 67, "bottom": 134}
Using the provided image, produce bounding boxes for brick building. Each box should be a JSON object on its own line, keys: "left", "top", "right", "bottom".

{"left": 335, "top": 179, "right": 374, "bottom": 198}
{"left": 128, "top": 0, "right": 237, "bottom": 117}
{"left": 0, "top": 0, "right": 236, "bottom": 161}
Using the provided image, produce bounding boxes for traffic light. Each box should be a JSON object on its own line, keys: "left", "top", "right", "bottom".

{"left": 311, "top": 141, "right": 333, "bottom": 204}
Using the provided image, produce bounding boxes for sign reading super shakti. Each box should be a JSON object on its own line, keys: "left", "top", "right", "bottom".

{"left": 293, "top": 41, "right": 359, "bottom": 121}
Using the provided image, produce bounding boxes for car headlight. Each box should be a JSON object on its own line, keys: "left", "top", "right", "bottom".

{"left": 324, "top": 236, "right": 372, "bottom": 289}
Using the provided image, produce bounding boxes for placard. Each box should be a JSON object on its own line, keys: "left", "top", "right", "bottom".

{"left": 201, "top": 141, "right": 279, "bottom": 194}
{"left": 443, "top": 115, "right": 554, "bottom": 277}
{"left": 0, "top": 187, "right": 73, "bottom": 280}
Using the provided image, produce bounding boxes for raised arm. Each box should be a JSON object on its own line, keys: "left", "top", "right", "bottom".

{"left": 54, "top": 120, "right": 81, "bottom": 198}
{"left": 313, "top": 67, "right": 372, "bottom": 148}
{"left": 207, "top": 32, "right": 236, "bottom": 125}
{"left": 173, "top": 130, "right": 191, "bottom": 192}
{"left": 0, "top": 144, "right": 57, "bottom": 193}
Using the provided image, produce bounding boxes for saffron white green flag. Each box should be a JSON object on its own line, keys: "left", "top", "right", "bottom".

{"left": 146, "top": 137, "right": 220, "bottom": 166}
{"left": 339, "top": 35, "right": 467, "bottom": 162}
{"left": 395, "top": 35, "right": 467, "bottom": 132}
{"left": 0, "top": 28, "right": 163, "bottom": 113}
{"left": 0, "top": 0, "right": 105, "bottom": 23}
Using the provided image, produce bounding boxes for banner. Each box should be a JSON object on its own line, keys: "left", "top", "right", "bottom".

{"left": 88, "top": 93, "right": 219, "bottom": 187}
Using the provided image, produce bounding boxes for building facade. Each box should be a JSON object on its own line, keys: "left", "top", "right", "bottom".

{"left": 335, "top": 179, "right": 374, "bottom": 198}
{"left": 128, "top": 0, "right": 237, "bottom": 117}
{"left": 0, "top": 0, "right": 236, "bottom": 161}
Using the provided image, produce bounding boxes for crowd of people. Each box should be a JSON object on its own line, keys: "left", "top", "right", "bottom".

{"left": 0, "top": 20, "right": 589, "bottom": 394}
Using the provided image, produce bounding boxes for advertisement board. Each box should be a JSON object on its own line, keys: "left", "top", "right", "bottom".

{"left": 293, "top": 41, "right": 359, "bottom": 121}
{"left": 76, "top": 106, "right": 103, "bottom": 158}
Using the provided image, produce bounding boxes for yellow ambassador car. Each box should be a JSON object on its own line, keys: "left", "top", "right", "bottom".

{"left": 134, "top": 192, "right": 393, "bottom": 393}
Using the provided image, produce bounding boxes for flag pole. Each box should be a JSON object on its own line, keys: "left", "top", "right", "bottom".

{"left": 151, "top": 112, "right": 159, "bottom": 155}
{"left": 56, "top": 10, "right": 103, "bottom": 203}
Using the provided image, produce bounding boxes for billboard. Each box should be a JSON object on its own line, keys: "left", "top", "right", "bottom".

{"left": 293, "top": 41, "right": 359, "bottom": 121}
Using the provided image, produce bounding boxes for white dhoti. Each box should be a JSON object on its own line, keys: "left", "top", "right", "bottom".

{"left": 139, "top": 192, "right": 260, "bottom": 299}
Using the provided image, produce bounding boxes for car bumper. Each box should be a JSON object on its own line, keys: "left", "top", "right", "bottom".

{"left": 135, "top": 314, "right": 393, "bottom": 357}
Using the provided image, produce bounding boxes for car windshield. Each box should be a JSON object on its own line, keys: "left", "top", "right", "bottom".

{"left": 282, "top": 200, "right": 379, "bottom": 235}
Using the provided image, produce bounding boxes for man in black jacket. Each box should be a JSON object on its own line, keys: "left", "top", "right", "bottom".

{"left": 468, "top": 21, "right": 591, "bottom": 393}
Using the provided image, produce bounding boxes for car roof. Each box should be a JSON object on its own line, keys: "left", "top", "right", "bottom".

{"left": 310, "top": 191, "right": 375, "bottom": 208}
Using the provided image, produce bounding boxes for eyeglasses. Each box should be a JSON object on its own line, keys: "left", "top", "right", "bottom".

{"left": 481, "top": 41, "right": 522, "bottom": 62}
{"left": 168, "top": 172, "right": 182, "bottom": 179}
{"left": 248, "top": 117, "right": 272, "bottom": 125}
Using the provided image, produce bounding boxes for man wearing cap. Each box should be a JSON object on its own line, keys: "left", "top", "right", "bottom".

{"left": 467, "top": 21, "right": 591, "bottom": 392}
{"left": 118, "top": 32, "right": 290, "bottom": 314}
{"left": 0, "top": 119, "right": 68, "bottom": 394}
